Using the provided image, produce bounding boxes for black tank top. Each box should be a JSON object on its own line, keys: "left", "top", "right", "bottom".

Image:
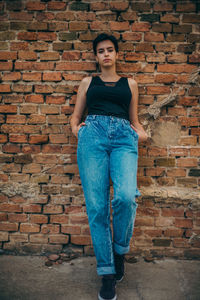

{"left": 86, "top": 75, "right": 132, "bottom": 121}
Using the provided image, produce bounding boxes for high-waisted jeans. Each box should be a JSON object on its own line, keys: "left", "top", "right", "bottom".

{"left": 77, "top": 114, "right": 141, "bottom": 276}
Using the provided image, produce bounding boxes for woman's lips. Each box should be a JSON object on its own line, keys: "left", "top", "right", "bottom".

{"left": 103, "top": 59, "right": 111, "bottom": 62}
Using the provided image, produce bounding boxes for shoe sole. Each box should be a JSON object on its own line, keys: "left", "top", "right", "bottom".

{"left": 116, "top": 275, "right": 124, "bottom": 283}
{"left": 98, "top": 292, "right": 117, "bottom": 300}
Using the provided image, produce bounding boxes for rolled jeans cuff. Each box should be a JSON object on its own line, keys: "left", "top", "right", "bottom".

{"left": 97, "top": 265, "right": 116, "bottom": 276}
{"left": 113, "top": 242, "right": 129, "bottom": 255}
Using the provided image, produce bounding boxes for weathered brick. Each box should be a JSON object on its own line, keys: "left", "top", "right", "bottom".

{"left": 49, "top": 234, "right": 69, "bottom": 244}
{"left": 42, "top": 72, "right": 62, "bottom": 82}
{"left": 175, "top": 219, "right": 193, "bottom": 228}
{"left": 26, "top": 2, "right": 46, "bottom": 11}
{"left": 153, "top": 239, "right": 171, "bottom": 247}
{"left": 23, "top": 205, "right": 42, "bottom": 213}
{"left": 47, "top": 2, "right": 66, "bottom": 11}
{"left": 0, "top": 203, "right": 22, "bottom": 212}
{"left": 0, "top": 222, "right": 18, "bottom": 231}
{"left": 20, "top": 223, "right": 40, "bottom": 233}
{"left": 71, "top": 235, "right": 91, "bottom": 245}
{"left": 69, "top": 2, "right": 89, "bottom": 11}
{"left": 0, "top": 231, "right": 9, "bottom": 242}
{"left": 61, "top": 225, "right": 81, "bottom": 235}
{"left": 30, "top": 234, "right": 48, "bottom": 244}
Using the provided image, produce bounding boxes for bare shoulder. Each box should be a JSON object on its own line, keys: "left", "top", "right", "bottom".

{"left": 80, "top": 76, "right": 93, "bottom": 93}
{"left": 81, "top": 76, "right": 93, "bottom": 86}
{"left": 127, "top": 76, "right": 138, "bottom": 89}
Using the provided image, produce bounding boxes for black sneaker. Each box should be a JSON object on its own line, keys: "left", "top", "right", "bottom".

{"left": 114, "top": 251, "right": 125, "bottom": 282}
{"left": 98, "top": 274, "right": 117, "bottom": 300}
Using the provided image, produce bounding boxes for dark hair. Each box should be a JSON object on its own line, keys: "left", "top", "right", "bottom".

{"left": 93, "top": 33, "right": 119, "bottom": 56}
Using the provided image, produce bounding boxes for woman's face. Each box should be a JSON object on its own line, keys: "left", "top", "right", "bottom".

{"left": 95, "top": 39, "right": 118, "bottom": 68}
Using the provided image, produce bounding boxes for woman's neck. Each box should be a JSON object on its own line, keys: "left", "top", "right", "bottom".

{"left": 99, "top": 71, "right": 120, "bottom": 81}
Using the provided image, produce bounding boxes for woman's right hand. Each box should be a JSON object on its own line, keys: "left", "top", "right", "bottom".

{"left": 73, "top": 122, "right": 86, "bottom": 138}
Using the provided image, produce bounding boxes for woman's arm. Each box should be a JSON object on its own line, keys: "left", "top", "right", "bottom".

{"left": 69, "top": 76, "right": 91, "bottom": 138}
{"left": 128, "top": 77, "right": 148, "bottom": 142}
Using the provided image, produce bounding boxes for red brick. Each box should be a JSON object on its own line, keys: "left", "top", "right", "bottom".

{"left": 70, "top": 215, "right": 88, "bottom": 225}
{"left": 154, "top": 3, "right": 173, "bottom": 11}
{"left": 44, "top": 206, "right": 63, "bottom": 214}
{"left": 2, "top": 144, "right": 21, "bottom": 153}
{"left": 23, "top": 205, "right": 42, "bottom": 213}
{"left": 9, "top": 134, "right": 28, "bottom": 143}
{"left": 25, "top": 95, "right": 44, "bottom": 103}
{"left": 37, "top": 32, "right": 57, "bottom": 41}
{"left": 49, "top": 234, "right": 69, "bottom": 244}
{"left": 27, "top": 115, "right": 46, "bottom": 124}
{"left": 10, "top": 41, "right": 29, "bottom": 50}
{"left": 56, "top": 62, "right": 95, "bottom": 71}
{"left": 26, "top": 2, "right": 46, "bottom": 11}
{"left": 0, "top": 105, "right": 17, "bottom": 113}
{"left": 176, "top": 3, "right": 196, "bottom": 12}
{"left": 8, "top": 213, "right": 28, "bottom": 223}
{"left": 18, "top": 51, "right": 37, "bottom": 60}
{"left": 0, "top": 84, "right": 11, "bottom": 93}
{"left": 143, "top": 229, "right": 163, "bottom": 237}
{"left": 12, "top": 84, "right": 33, "bottom": 93}
{"left": 40, "top": 52, "right": 60, "bottom": 61}
{"left": 61, "top": 225, "right": 81, "bottom": 235}
{"left": 71, "top": 235, "right": 91, "bottom": 245}
{"left": 46, "top": 96, "right": 65, "bottom": 104}
{"left": 135, "top": 217, "right": 154, "bottom": 227}
{"left": 43, "top": 72, "right": 62, "bottom": 81}
{"left": 34, "top": 84, "right": 54, "bottom": 94}
{"left": 41, "top": 224, "right": 60, "bottom": 234}
{"left": 2, "top": 72, "right": 21, "bottom": 81}
{"left": 18, "top": 32, "right": 37, "bottom": 41}
{"left": 20, "top": 223, "right": 40, "bottom": 233}
{"left": 0, "top": 134, "right": 7, "bottom": 143}
{"left": 164, "top": 229, "right": 184, "bottom": 237}
{"left": 157, "top": 64, "right": 196, "bottom": 73}
{"left": 40, "top": 105, "right": 59, "bottom": 115}
{"left": 49, "top": 134, "right": 68, "bottom": 144}
{"left": 0, "top": 203, "right": 22, "bottom": 212}
{"left": 29, "top": 234, "right": 48, "bottom": 244}
{"left": 62, "top": 51, "right": 81, "bottom": 60}
{"left": 110, "top": 21, "right": 129, "bottom": 31}
{"left": 173, "top": 238, "right": 190, "bottom": 248}
{"left": 144, "top": 32, "right": 164, "bottom": 42}
{"left": 15, "top": 61, "right": 54, "bottom": 71}
{"left": 0, "top": 213, "right": 8, "bottom": 221}
{"left": 175, "top": 219, "right": 193, "bottom": 228}
{"left": 47, "top": 1, "right": 66, "bottom": 10}
{"left": 137, "top": 207, "right": 159, "bottom": 217}
{"left": 177, "top": 158, "right": 197, "bottom": 167}
{"left": 161, "top": 208, "right": 184, "bottom": 217}
{"left": 0, "top": 222, "right": 18, "bottom": 231}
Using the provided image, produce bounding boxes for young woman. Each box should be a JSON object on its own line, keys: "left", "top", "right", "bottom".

{"left": 70, "top": 33, "right": 148, "bottom": 300}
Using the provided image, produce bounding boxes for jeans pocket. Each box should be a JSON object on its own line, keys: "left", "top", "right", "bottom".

{"left": 130, "top": 126, "right": 139, "bottom": 139}
{"left": 77, "top": 125, "right": 86, "bottom": 138}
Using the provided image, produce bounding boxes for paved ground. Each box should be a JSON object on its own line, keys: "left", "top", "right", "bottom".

{"left": 0, "top": 255, "right": 200, "bottom": 300}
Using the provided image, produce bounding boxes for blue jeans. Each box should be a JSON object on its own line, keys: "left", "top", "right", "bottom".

{"left": 77, "top": 114, "right": 141, "bottom": 276}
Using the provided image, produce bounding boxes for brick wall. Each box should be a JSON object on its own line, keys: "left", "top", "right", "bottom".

{"left": 0, "top": 0, "right": 199, "bottom": 259}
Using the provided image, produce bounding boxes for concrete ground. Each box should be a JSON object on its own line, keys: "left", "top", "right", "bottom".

{"left": 0, "top": 255, "right": 200, "bottom": 300}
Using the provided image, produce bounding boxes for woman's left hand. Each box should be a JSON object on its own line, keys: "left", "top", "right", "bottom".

{"left": 130, "top": 124, "right": 148, "bottom": 142}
